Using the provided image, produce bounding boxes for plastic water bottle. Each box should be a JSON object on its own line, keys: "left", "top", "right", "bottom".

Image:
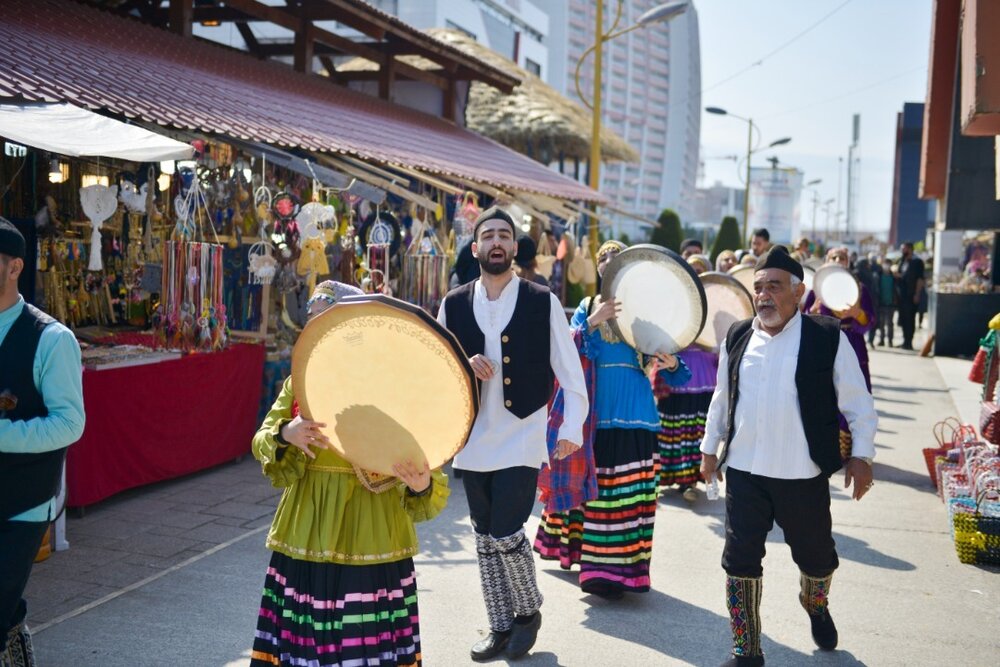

{"left": 706, "top": 478, "right": 720, "bottom": 501}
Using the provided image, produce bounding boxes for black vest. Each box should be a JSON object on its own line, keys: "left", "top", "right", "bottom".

{"left": 444, "top": 279, "right": 554, "bottom": 419}
{"left": 721, "top": 314, "right": 843, "bottom": 477}
{"left": 0, "top": 303, "right": 68, "bottom": 520}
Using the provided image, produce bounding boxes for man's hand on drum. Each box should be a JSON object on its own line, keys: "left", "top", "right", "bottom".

{"left": 587, "top": 297, "right": 621, "bottom": 330}
{"left": 554, "top": 439, "right": 581, "bottom": 460}
{"left": 393, "top": 459, "right": 432, "bottom": 494}
{"left": 280, "top": 415, "right": 332, "bottom": 459}
{"left": 469, "top": 354, "right": 497, "bottom": 381}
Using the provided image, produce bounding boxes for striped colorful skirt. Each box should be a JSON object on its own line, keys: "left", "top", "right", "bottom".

{"left": 534, "top": 427, "right": 658, "bottom": 595}
{"left": 250, "top": 550, "right": 421, "bottom": 667}
{"left": 656, "top": 391, "right": 711, "bottom": 488}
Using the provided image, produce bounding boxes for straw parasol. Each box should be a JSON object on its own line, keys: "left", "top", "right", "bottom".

{"left": 336, "top": 28, "right": 639, "bottom": 164}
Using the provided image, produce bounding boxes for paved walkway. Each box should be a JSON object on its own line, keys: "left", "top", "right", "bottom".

{"left": 26, "top": 328, "right": 1000, "bottom": 666}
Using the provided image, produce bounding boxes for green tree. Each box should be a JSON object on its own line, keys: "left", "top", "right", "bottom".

{"left": 650, "top": 208, "right": 682, "bottom": 252}
{"left": 618, "top": 232, "right": 632, "bottom": 246}
{"left": 710, "top": 216, "right": 742, "bottom": 265}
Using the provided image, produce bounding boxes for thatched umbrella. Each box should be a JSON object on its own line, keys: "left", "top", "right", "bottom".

{"left": 336, "top": 28, "right": 639, "bottom": 164}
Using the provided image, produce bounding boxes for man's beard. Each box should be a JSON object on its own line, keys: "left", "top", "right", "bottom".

{"left": 477, "top": 252, "right": 513, "bottom": 276}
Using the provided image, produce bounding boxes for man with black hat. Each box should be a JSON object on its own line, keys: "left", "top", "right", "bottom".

{"left": 438, "top": 206, "right": 587, "bottom": 662}
{"left": 698, "top": 245, "right": 877, "bottom": 667}
{"left": 0, "top": 217, "right": 85, "bottom": 666}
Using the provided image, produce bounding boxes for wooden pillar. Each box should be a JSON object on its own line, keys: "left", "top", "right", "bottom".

{"left": 379, "top": 57, "right": 395, "bottom": 101}
{"left": 442, "top": 78, "right": 456, "bottom": 122}
{"left": 294, "top": 24, "right": 314, "bottom": 74}
{"left": 168, "top": 0, "right": 193, "bottom": 38}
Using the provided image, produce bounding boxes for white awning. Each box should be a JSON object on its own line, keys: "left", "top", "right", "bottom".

{"left": 0, "top": 101, "right": 193, "bottom": 161}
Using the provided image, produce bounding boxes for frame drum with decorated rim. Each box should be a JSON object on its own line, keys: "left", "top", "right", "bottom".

{"left": 291, "top": 294, "right": 478, "bottom": 476}
{"left": 695, "top": 272, "right": 755, "bottom": 350}
{"left": 601, "top": 244, "right": 707, "bottom": 355}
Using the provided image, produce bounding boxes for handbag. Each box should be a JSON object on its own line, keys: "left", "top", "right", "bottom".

{"left": 923, "top": 418, "right": 964, "bottom": 487}
{"left": 952, "top": 484, "right": 1000, "bottom": 565}
{"left": 979, "top": 402, "right": 1000, "bottom": 445}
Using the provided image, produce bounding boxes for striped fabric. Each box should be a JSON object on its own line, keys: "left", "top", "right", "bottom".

{"left": 535, "top": 428, "right": 659, "bottom": 594}
{"left": 656, "top": 392, "right": 711, "bottom": 487}
{"left": 538, "top": 327, "right": 599, "bottom": 513}
{"left": 251, "top": 551, "right": 421, "bottom": 667}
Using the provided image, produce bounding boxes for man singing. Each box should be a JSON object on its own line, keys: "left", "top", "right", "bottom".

{"left": 438, "top": 207, "right": 587, "bottom": 662}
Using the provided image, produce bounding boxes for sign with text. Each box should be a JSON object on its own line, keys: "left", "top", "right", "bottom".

{"left": 748, "top": 167, "right": 803, "bottom": 245}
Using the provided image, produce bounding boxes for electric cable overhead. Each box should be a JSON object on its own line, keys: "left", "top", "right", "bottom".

{"left": 702, "top": 0, "right": 856, "bottom": 94}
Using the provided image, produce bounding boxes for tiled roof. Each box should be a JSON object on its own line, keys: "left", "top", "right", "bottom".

{"left": 0, "top": 0, "right": 602, "bottom": 202}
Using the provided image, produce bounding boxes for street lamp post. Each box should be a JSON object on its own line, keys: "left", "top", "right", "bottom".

{"left": 803, "top": 177, "right": 822, "bottom": 242}
{"left": 705, "top": 106, "right": 792, "bottom": 247}
{"left": 575, "top": 1, "right": 688, "bottom": 293}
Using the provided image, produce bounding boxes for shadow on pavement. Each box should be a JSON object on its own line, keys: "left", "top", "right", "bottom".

{"left": 871, "top": 383, "right": 948, "bottom": 394}
{"left": 832, "top": 531, "right": 915, "bottom": 571}
{"left": 876, "top": 409, "right": 914, "bottom": 421}
{"left": 875, "top": 462, "right": 937, "bottom": 494}
{"left": 579, "top": 588, "right": 822, "bottom": 666}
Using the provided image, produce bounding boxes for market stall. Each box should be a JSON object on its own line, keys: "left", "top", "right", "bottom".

{"left": 65, "top": 342, "right": 264, "bottom": 506}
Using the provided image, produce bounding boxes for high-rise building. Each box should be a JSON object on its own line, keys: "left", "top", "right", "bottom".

{"left": 890, "top": 102, "right": 935, "bottom": 245}
{"left": 391, "top": 0, "right": 551, "bottom": 79}
{"left": 544, "top": 0, "right": 702, "bottom": 239}
{"left": 693, "top": 181, "right": 745, "bottom": 228}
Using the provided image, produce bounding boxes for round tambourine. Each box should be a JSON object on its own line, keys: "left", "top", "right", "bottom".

{"left": 358, "top": 210, "right": 403, "bottom": 257}
{"left": 600, "top": 244, "right": 707, "bottom": 355}
{"left": 291, "top": 294, "right": 478, "bottom": 475}
{"left": 695, "top": 272, "right": 755, "bottom": 350}
{"left": 813, "top": 264, "right": 860, "bottom": 311}
{"left": 728, "top": 264, "right": 756, "bottom": 298}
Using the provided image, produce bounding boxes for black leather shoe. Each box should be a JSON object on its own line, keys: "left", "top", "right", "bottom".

{"left": 809, "top": 610, "right": 839, "bottom": 650}
{"left": 507, "top": 611, "right": 542, "bottom": 659}
{"left": 720, "top": 655, "right": 764, "bottom": 666}
{"left": 470, "top": 630, "right": 511, "bottom": 662}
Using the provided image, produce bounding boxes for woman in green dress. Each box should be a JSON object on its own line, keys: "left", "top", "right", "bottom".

{"left": 250, "top": 281, "right": 450, "bottom": 667}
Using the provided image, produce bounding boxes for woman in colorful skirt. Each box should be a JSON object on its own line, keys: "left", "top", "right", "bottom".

{"left": 654, "top": 253, "right": 720, "bottom": 502}
{"left": 250, "top": 280, "right": 450, "bottom": 667}
{"left": 653, "top": 345, "right": 718, "bottom": 502}
{"left": 534, "top": 241, "right": 691, "bottom": 599}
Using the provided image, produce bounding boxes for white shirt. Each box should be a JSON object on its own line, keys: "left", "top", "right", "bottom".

{"left": 701, "top": 312, "right": 877, "bottom": 479}
{"left": 437, "top": 275, "right": 588, "bottom": 472}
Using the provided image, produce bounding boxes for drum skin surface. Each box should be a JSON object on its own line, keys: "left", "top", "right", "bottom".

{"left": 728, "top": 264, "right": 756, "bottom": 298}
{"left": 291, "top": 294, "right": 478, "bottom": 475}
{"left": 813, "top": 264, "right": 860, "bottom": 311}
{"left": 601, "top": 244, "right": 707, "bottom": 355}
{"left": 695, "top": 272, "right": 755, "bottom": 350}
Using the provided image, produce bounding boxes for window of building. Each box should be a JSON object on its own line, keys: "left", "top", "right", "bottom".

{"left": 446, "top": 20, "right": 477, "bottom": 40}
{"left": 525, "top": 58, "right": 541, "bottom": 76}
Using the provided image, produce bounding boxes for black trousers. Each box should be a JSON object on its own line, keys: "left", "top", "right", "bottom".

{"left": 722, "top": 468, "right": 838, "bottom": 579}
{"left": 898, "top": 301, "right": 917, "bottom": 346}
{"left": 461, "top": 466, "right": 539, "bottom": 539}
{"left": 0, "top": 519, "right": 49, "bottom": 649}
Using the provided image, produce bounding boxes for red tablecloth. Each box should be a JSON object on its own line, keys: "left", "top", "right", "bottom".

{"left": 66, "top": 343, "right": 265, "bottom": 507}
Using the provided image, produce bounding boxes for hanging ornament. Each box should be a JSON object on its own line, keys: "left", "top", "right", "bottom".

{"left": 79, "top": 184, "right": 119, "bottom": 272}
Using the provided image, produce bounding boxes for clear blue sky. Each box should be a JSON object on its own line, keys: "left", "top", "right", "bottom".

{"left": 695, "top": 0, "right": 932, "bottom": 238}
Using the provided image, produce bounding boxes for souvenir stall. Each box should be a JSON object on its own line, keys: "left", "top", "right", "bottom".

{"left": 0, "top": 108, "right": 277, "bottom": 509}
{"left": 918, "top": 318, "right": 1000, "bottom": 567}
{"left": 929, "top": 232, "right": 1000, "bottom": 357}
